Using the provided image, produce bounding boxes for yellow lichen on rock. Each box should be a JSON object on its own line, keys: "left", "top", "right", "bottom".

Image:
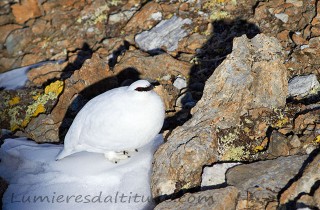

{"left": 8, "top": 96, "right": 20, "bottom": 106}
{"left": 203, "top": 0, "right": 237, "bottom": 20}
{"left": 44, "top": 80, "right": 64, "bottom": 96}
{"left": 8, "top": 81, "right": 64, "bottom": 131}
{"left": 314, "top": 135, "right": 320, "bottom": 144}
{"left": 223, "top": 146, "right": 249, "bottom": 161}
{"left": 254, "top": 145, "right": 264, "bottom": 153}
{"left": 274, "top": 116, "right": 289, "bottom": 128}
{"left": 33, "top": 104, "right": 46, "bottom": 117}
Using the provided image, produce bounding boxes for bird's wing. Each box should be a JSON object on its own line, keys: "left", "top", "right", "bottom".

{"left": 75, "top": 87, "right": 129, "bottom": 148}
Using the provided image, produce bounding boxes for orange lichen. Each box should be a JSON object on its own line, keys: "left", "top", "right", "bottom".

{"left": 44, "top": 80, "right": 64, "bottom": 96}
{"left": 32, "top": 93, "right": 41, "bottom": 100}
{"left": 254, "top": 145, "right": 264, "bottom": 153}
{"left": 8, "top": 96, "right": 20, "bottom": 106}
{"left": 274, "top": 117, "right": 289, "bottom": 128}
{"left": 314, "top": 135, "right": 320, "bottom": 144}
{"left": 33, "top": 104, "right": 46, "bottom": 117}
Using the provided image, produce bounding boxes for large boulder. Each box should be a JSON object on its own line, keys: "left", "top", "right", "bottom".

{"left": 151, "top": 34, "right": 288, "bottom": 198}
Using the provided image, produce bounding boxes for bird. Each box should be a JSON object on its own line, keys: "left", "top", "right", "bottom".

{"left": 56, "top": 80, "right": 165, "bottom": 163}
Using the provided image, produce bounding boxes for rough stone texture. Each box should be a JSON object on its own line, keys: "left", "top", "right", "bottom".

{"left": 201, "top": 163, "right": 241, "bottom": 187}
{"left": 124, "top": 2, "right": 163, "bottom": 34}
{"left": 0, "top": 24, "right": 22, "bottom": 46}
{"left": 135, "top": 15, "right": 192, "bottom": 52}
{"left": 0, "top": 83, "right": 61, "bottom": 133}
{"left": 288, "top": 74, "right": 320, "bottom": 98}
{"left": 268, "top": 130, "right": 290, "bottom": 157}
{"left": 279, "top": 151, "right": 320, "bottom": 209}
{"left": 151, "top": 34, "right": 288, "bottom": 198}
{"left": 11, "top": 0, "right": 42, "bottom": 24}
{"left": 227, "top": 155, "right": 308, "bottom": 209}
{"left": 5, "top": 28, "right": 33, "bottom": 56}
{"left": 114, "top": 50, "right": 191, "bottom": 79}
{"left": 155, "top": 186, "right": 239, "bottom": 210}
{"left": 27, "top": 61, "right": 68, "bottom": 85}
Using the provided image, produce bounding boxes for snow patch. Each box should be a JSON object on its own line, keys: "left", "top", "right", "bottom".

{"left": 0, "top": 135, "right": 163, "bottom": 210}
{"left": 0, "top": 60, "right": 63, "bottom": 90}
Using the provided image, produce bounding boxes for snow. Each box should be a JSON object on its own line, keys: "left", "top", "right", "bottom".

{"left": 0, "top": 66, "right": 30, "bottom": 90}
{"left": 0, "top": 135, "right": 163, "bottom": 210}
{"left": 0, "top": 60, "right": 63, "bottom": 90}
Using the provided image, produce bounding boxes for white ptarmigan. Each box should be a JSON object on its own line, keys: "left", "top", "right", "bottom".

{"left": 56, "top": 80, "right": 165, "bottom": 162}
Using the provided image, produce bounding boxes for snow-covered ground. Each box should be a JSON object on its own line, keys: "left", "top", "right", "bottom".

{"left": 0, "top": 135, "right": 163, "bottom": 210}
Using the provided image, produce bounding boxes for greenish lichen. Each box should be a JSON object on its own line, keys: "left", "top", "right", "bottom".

{"left": 217, "top": 128, "right": 250, "bottom": 161}
{"left": 77, "top": 4, "right": 109, "bottom": 25}
{"left": 223, "top": 146, "right": 249, "bottom": 161}
{"left": 203, "top": 0, "right": 237, "bottom": 21}
{"left": 9, "top": 80, "right": 64, "bottom": 131}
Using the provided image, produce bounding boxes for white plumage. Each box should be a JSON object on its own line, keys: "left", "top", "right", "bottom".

{"left": 56, "top": 80, "right": 165, "bottom": 162}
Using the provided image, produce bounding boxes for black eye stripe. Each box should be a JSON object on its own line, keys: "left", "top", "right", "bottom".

{"left": 135, "top": 85, "right": 153, "bottom": 92}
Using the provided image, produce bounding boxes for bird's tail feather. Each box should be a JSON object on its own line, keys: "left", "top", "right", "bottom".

{"left": 56, "top": 149, "right": 73, "bottom": 161}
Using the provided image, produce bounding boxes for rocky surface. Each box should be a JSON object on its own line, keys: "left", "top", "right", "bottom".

{"left": 201, "top": 162, "right": 240, "bottom": 187}
{"left": 288, "top": 74, "right": 320, "bottom": 98}
{"left": 0, "top": 0, "right": 320, "bottom": 209}
{"left": 226, "top": 155, "right": 308, "bottom": 209}
{"left": 154, "top": 186, "right": 239, "bottom": 210}
{"left": 135, "top": 15, "right": 192, "bottom": 52}
{"left": 151, "top": 34, "right": 288, "bottom": 198}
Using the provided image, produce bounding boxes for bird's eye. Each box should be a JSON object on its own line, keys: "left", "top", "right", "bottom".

{"left": 135, "top": 85, "right": 153, "bottom": 92}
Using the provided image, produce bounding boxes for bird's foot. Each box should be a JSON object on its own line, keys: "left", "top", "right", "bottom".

{"left": 104, "top": 151, "right": 130, "bottom": 163}
{"left": 122, "top": 149, "right": 139, "bottom": 157}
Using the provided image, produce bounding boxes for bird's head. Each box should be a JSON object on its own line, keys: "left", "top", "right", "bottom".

{"left": 128, "top": 80, "right": 154, "bottom": 92}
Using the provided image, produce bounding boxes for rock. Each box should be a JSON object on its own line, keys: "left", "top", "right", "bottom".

{"left": 173, "top": 76, "right": 187, "bottom": 90}
{"left": 135, "top": 15, "right": 192, "bottom": 52}
{"left": 108, "top": 10, "right": 136, "bottom": 25}
{"left": 114, "top": 50, "right": 191, "bottom": 79}
{"left": 27, "top": 61, "right": 68, "bottom": 85}
{"left": 279, "top": 151, "right": 320, "bottom": 208}
{"left": 289, "top": 134, "right": 301, "bottom": 148}
{"left": 177, "top": 33, "right": 208, "bottom": 54}
{"left": 0, "top": 24, "right": 22, "bottom": 46}
{"left": 311, "top": 26, "right": 320, "bottom": 37}
{"left": 31, "top": 19, "right": 48, "bottom": 35}
{"left": 274, "top": 13, "right": 289, "bottom": 23}
{"left": 151, "top": 34, "right": 288, "bottom": 198}
{"left": 294, "top": 107, "right": 320, "bottom": 134}
{"left": 175, "top": 91, "right": 195, "bottom": 109}
{"left": 155, "top": 186, "right": 239, "bottom": 210}
{"left": 11, "top": 0, "right": 42, "bottom": 24}
{"left": 0, "top": 57, "right": 19, "bottom": 73}
{"left": 288, "top": 74, "right": 320, "bottom": 98}
{"left": 0, "top": 81, "right": 62, "bottom": 132}
{"left": 153, "top": 84, "right": 178, "bottom": 112}
{"left": 201, "top": 163, "right": 241, "bottom": 187}
{"left": 21, "top": 54, "right": 46, "bottom": 67}
{"left": 291, "top": 33, "right": 308, "bottom": 45}
{"left": 268, "top": 130, "right": 290, "bottom": 157}
{"left": 226, "top": 155, "right": 308, "bottom": 208}
{"left": 124, "top": 2, "right": 163, "bottom": 34}
{"left": 5, "top": 28, "right": 33, "bottom": 56}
